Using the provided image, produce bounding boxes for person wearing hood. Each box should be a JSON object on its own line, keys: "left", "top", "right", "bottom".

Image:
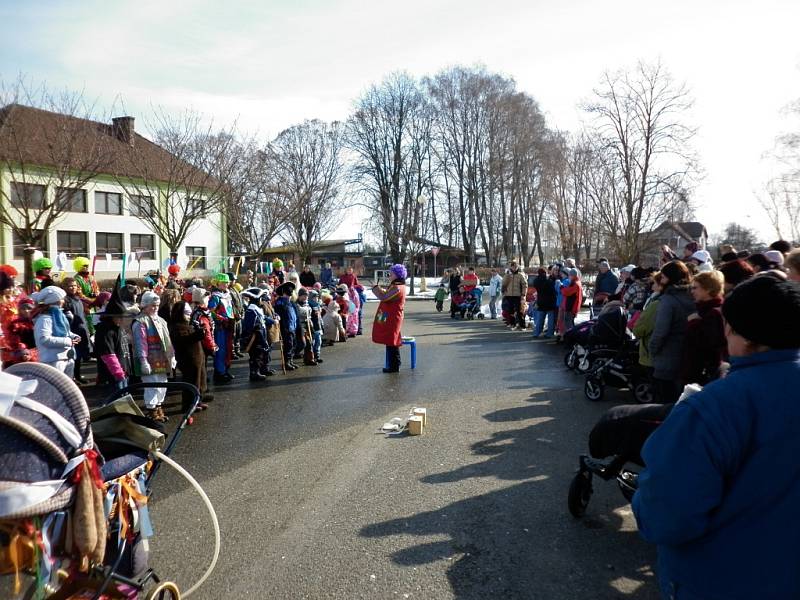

{"left": 688, "top": 250, "right": 714, "bottom": 273}
{"left": 62, "top": 277, "right": 93, "bottom": 385}
{"left": 169, "top": 300, "right": 210, "bottom": 412}
{"left": 132, "top": 290, "right": 175, "bottom": 422}
{"left": 321, "top": 291, "right": 345, "bottom": 345}
{"left": 633, "top": 274, "right": 800, "bottom": 600}
{"left": 372, "top": 264, "right": 407, "bottom": 373}
{"left": 648, "top": 260, "right": 695, "bottom": 403}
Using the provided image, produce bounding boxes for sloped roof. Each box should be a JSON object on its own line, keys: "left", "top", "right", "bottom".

{"left": 0, "top": 103, "right": 206, "bottom": 184}
{"left": 648, "top": 220, "right": 707, "bottom": 241}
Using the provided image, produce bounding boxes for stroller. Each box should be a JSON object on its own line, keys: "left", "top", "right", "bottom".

{"left": 568, "top": 403, "right": 673, "bottom": 518}
{"left": 565, "top": 304, "right": 630, "bottom": 375}
{"left": 583, "top": 338, "right": 653, "bottom": 403}
{"left": 0, "top": 363, "right": 219, "bottom": 600}
{"left": 457, "top": 288, "right": 484, "bottom": 320}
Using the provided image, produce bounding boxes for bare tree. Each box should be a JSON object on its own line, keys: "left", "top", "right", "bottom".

{"left": 0, "top": 78, "right": 114, "bottom": 284}
{"left": 271, "top": 119, "right": 344, "bottom": 264}
{"left": 583, "top": 61, "right": 698, "bottom": 262}
{"left": 113, "top": 109, "right": 239, "bottom": 259}
{"left": 347, "top": 73, "right": 427, "bottom": 264}
{"left": 224, "top": 143, "right": 294, "bottom": 260}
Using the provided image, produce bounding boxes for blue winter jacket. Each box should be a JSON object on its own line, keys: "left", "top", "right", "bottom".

{"left": 595, "top": 270, "right": 619, "bottom": 295}
{"left": 273, "top": 297, "right": 297, "bottom": 333}
{"left": 633, "top": 348, "right": 800, "bottom": 600}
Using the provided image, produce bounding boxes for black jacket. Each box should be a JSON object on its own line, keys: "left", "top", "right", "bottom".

{"left": 299, "top": 271, "right": 317, "bottom": 287}
{"left": 533, "top": 275, "right": 557, "bottom": 312}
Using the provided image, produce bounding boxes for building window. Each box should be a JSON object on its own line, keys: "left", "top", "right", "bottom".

{"left": 129, "top": 194, "right": 154, "bottom": 218}
{"left": 9, "top": 183, "right": 46, "bottom": 209}
{"left": 12, "top": 229, "right": 48, "bottom": 259}
{"left": 130, "top": 233, "right": 155, "bottom": 255}
{"left": 95, "top": 191, "right": 123, "bottom": 215}
{"left": 57, "top": 230, "right": 88, "bottom": 255}
{"left": 185, "top": 246, "right": 206, "bottom": 270}
{"left": 96, "top": 232, "right": 124, "bottom": 255}
{"left": 56, "top": 187, "right": 87, "bottom": 212}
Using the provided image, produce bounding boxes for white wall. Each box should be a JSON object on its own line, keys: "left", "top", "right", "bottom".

{"left": 0, "top": 171, "right": 223, "bottom": 281}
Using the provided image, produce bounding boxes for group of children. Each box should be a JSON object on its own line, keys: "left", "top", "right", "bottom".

{"left": 0, "top": 257, "right": 369, "bottom": 423}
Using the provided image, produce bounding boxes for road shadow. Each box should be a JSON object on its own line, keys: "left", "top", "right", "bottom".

{"left": 360, "top": 390, "right": 659, "bottom": 599}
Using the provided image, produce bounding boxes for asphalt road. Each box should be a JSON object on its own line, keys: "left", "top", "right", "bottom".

{"left": 145, "top": 301, "right": 659, "bottom": 600}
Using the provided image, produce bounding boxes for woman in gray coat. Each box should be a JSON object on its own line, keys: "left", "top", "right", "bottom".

{"left": 648, "top": 260, "right": 694, "bottom": 403}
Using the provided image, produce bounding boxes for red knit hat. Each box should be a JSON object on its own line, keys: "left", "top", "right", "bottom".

{"left": 0, "top": 264, "right": 18, "bottom": 277}
{"left": 168, "top": 264, "right": 181, "bottom": 275}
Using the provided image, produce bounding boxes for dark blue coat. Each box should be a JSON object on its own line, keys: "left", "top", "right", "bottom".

{"left": 273, "top": 296, "right": 297, "bottom": 334}
{"left": 633, "top": 349, "right": 800, "bottom": 599}
{"left": 595, "top": 270, "right": 619, "bottom": 295}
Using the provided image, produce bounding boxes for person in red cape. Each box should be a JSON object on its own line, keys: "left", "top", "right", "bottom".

{"left": 372, "top": 264, "right": 407, "bottom": 373}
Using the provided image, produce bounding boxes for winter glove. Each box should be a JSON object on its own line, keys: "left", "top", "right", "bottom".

{"left": 139, "top": 360, "right": 153, "bottom": 376}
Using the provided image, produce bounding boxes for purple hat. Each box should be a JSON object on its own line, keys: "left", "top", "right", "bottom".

{"left": 389, "top": 264, "right": 407, "bottom": 280}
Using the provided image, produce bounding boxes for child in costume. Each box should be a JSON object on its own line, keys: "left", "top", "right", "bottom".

{"left": 271, "top": 259, "right": 286, "bottom": 286}
{"left": 372, "top": 264, "right": 407, "bottom": 373}
{"left": 335, "top": 284, "right": 351, "bottom": 335}
{"left": 1, "top": 295, "right": 37, "bottom": 368}
{"left": 208, "top": 273, "right": 235, "bottom": 384}
{"left": 308, "top": 289, "right": 324, "bottom": 363}
{"left": 227, "top": 272, "right": 245, "bottom": 359}
{"left": 294, "top": 288, "right": 317, "bottom": 365}
{"left": 355, "top": 284, "right": 366, "bottom": 335}
{"left": 94, "top": 278, "right": 133, "bottom": 392}
{"left": 241, "top": 287, "right": 276, "bottom": 380}
{"left": 62, "top": 277, "right": 93, "bottom": 385}
{"left": 132, "top": 291, "right": 175, "bottom": 422}
{"left": 434, "top": 284, "right": 448, "bottom": 312}
{"left": 273, "top": 281, "right": 298, "bottom": 370}
{"left": 321, "top": 292, "right": 346, "bottom": 345}
{"left": 32, "top": 285, "right": 80, "bottom": 376}
{"left": 169, "top": 300, "right": 210, "bottom": 412}
{"left": 32, "top": 257, "right": 54, "bottom": 292}
{"left": 73, "top": 256, "right": 99, "bottom": 300}
{"left": 346, "top": 285, "right": 360, "bottom": 337}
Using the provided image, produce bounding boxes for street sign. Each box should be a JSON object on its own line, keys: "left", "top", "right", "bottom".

{"left": 431, "top": 247, "right": 440, "bottom": 257}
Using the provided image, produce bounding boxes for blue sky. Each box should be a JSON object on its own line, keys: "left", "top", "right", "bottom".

{"left": 2, "top": 0, "right": 800, "bottom": 243}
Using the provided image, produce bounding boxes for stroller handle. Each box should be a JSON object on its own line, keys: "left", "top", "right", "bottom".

{"left": 101, "top": 381, "right": 202, "bottom": 466}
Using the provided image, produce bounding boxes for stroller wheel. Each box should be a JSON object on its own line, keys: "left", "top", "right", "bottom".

{"left": 584, "top": 375, "right": 605, "bottom": 401}
{"left": 568, "top": 470, "right": 593, "bottom": 518}
{"left": 145, "top": 581, "right": 181, "bottom": 600}
{"left": 477, "top": 313, "right": 484, "bottom": 319}
{"left": 564, "top": 347, "right": 578, "bottom": 370}
{"left": 631, "top": 379, "right": 654, "bottom": 404}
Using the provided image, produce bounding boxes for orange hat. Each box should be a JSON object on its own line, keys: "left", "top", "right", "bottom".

{"left": 168, "top": 264, "right": 181, "bottom": 275}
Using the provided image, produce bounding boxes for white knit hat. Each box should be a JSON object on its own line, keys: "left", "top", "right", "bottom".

{"left": 31, "top": 285, "right": 66, "bottom": 305}
{"left": 764, "top": 250, "right": 785, "bottom": 266}
{"left": 690, "top": 250, "right": 712, "bottom": 265}
{"left": 140, "top": 290, "right": 160, "bottom": 307}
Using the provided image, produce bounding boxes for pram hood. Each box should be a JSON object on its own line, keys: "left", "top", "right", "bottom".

{"left": 0, "top": 363, "right": 94, "bottom": 519}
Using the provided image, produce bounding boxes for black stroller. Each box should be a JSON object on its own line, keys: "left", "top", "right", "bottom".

{"left": 568, "top": 402, "right": 674, "bottom": 518}
{"left": 0, "top": 363, "right": 218, "bottom": 600}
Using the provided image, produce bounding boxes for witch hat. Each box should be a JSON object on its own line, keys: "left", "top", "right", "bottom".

{"left": 98, "top": 276, "right": 136, "bottom": 318}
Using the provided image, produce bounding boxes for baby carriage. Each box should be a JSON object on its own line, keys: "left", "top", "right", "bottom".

{"left": 458, "top": 288, "right": 484, "bottom": 320}
{"left": 565, "top": 304, "right": 630, "bottom": 375}
{"left": 0, "top": 363, "right": 219, "bottom": 600}
{"left": 583, "top": 338, "right": 653, "bottom": 403}
{"left": 567, "top": 402, "right": 673, "bottom": 518}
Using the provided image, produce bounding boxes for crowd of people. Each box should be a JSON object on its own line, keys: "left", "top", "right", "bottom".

{"left": 0, "top": 257, "right": 375, "bottom": 422}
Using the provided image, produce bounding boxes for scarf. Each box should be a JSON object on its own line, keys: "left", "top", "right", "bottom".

{"left": 49, "top": 306, "right": 71, "bottom": 338}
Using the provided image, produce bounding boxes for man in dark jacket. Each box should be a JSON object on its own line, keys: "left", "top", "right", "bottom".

{"left": 634, "top": 274, "right": 800, "bottom": 600}
{"left": 299, "top": 265, "right": 317, "bottom": 288}
{"left": 593, "top": 261, "right": 619, "bottom": 306}
{"left": 532, "top": 268, "right": 557, "bottom": 338}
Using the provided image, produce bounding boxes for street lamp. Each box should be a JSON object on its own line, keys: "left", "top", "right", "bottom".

{"left": 416, "top": 195, "right": 427, "bottom": 292}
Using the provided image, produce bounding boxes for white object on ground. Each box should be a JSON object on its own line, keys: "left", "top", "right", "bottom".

{"left": 152, "top": 451, "right": 220, "bottom": 598}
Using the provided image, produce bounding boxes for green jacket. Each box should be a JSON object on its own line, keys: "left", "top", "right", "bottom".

{"left": 632, "top": 295, "right": 661, "bottom": 368}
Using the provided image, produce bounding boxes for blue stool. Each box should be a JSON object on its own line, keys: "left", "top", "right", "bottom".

{"left": 385, "top": 336, "right": 417, "bottom": 370}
